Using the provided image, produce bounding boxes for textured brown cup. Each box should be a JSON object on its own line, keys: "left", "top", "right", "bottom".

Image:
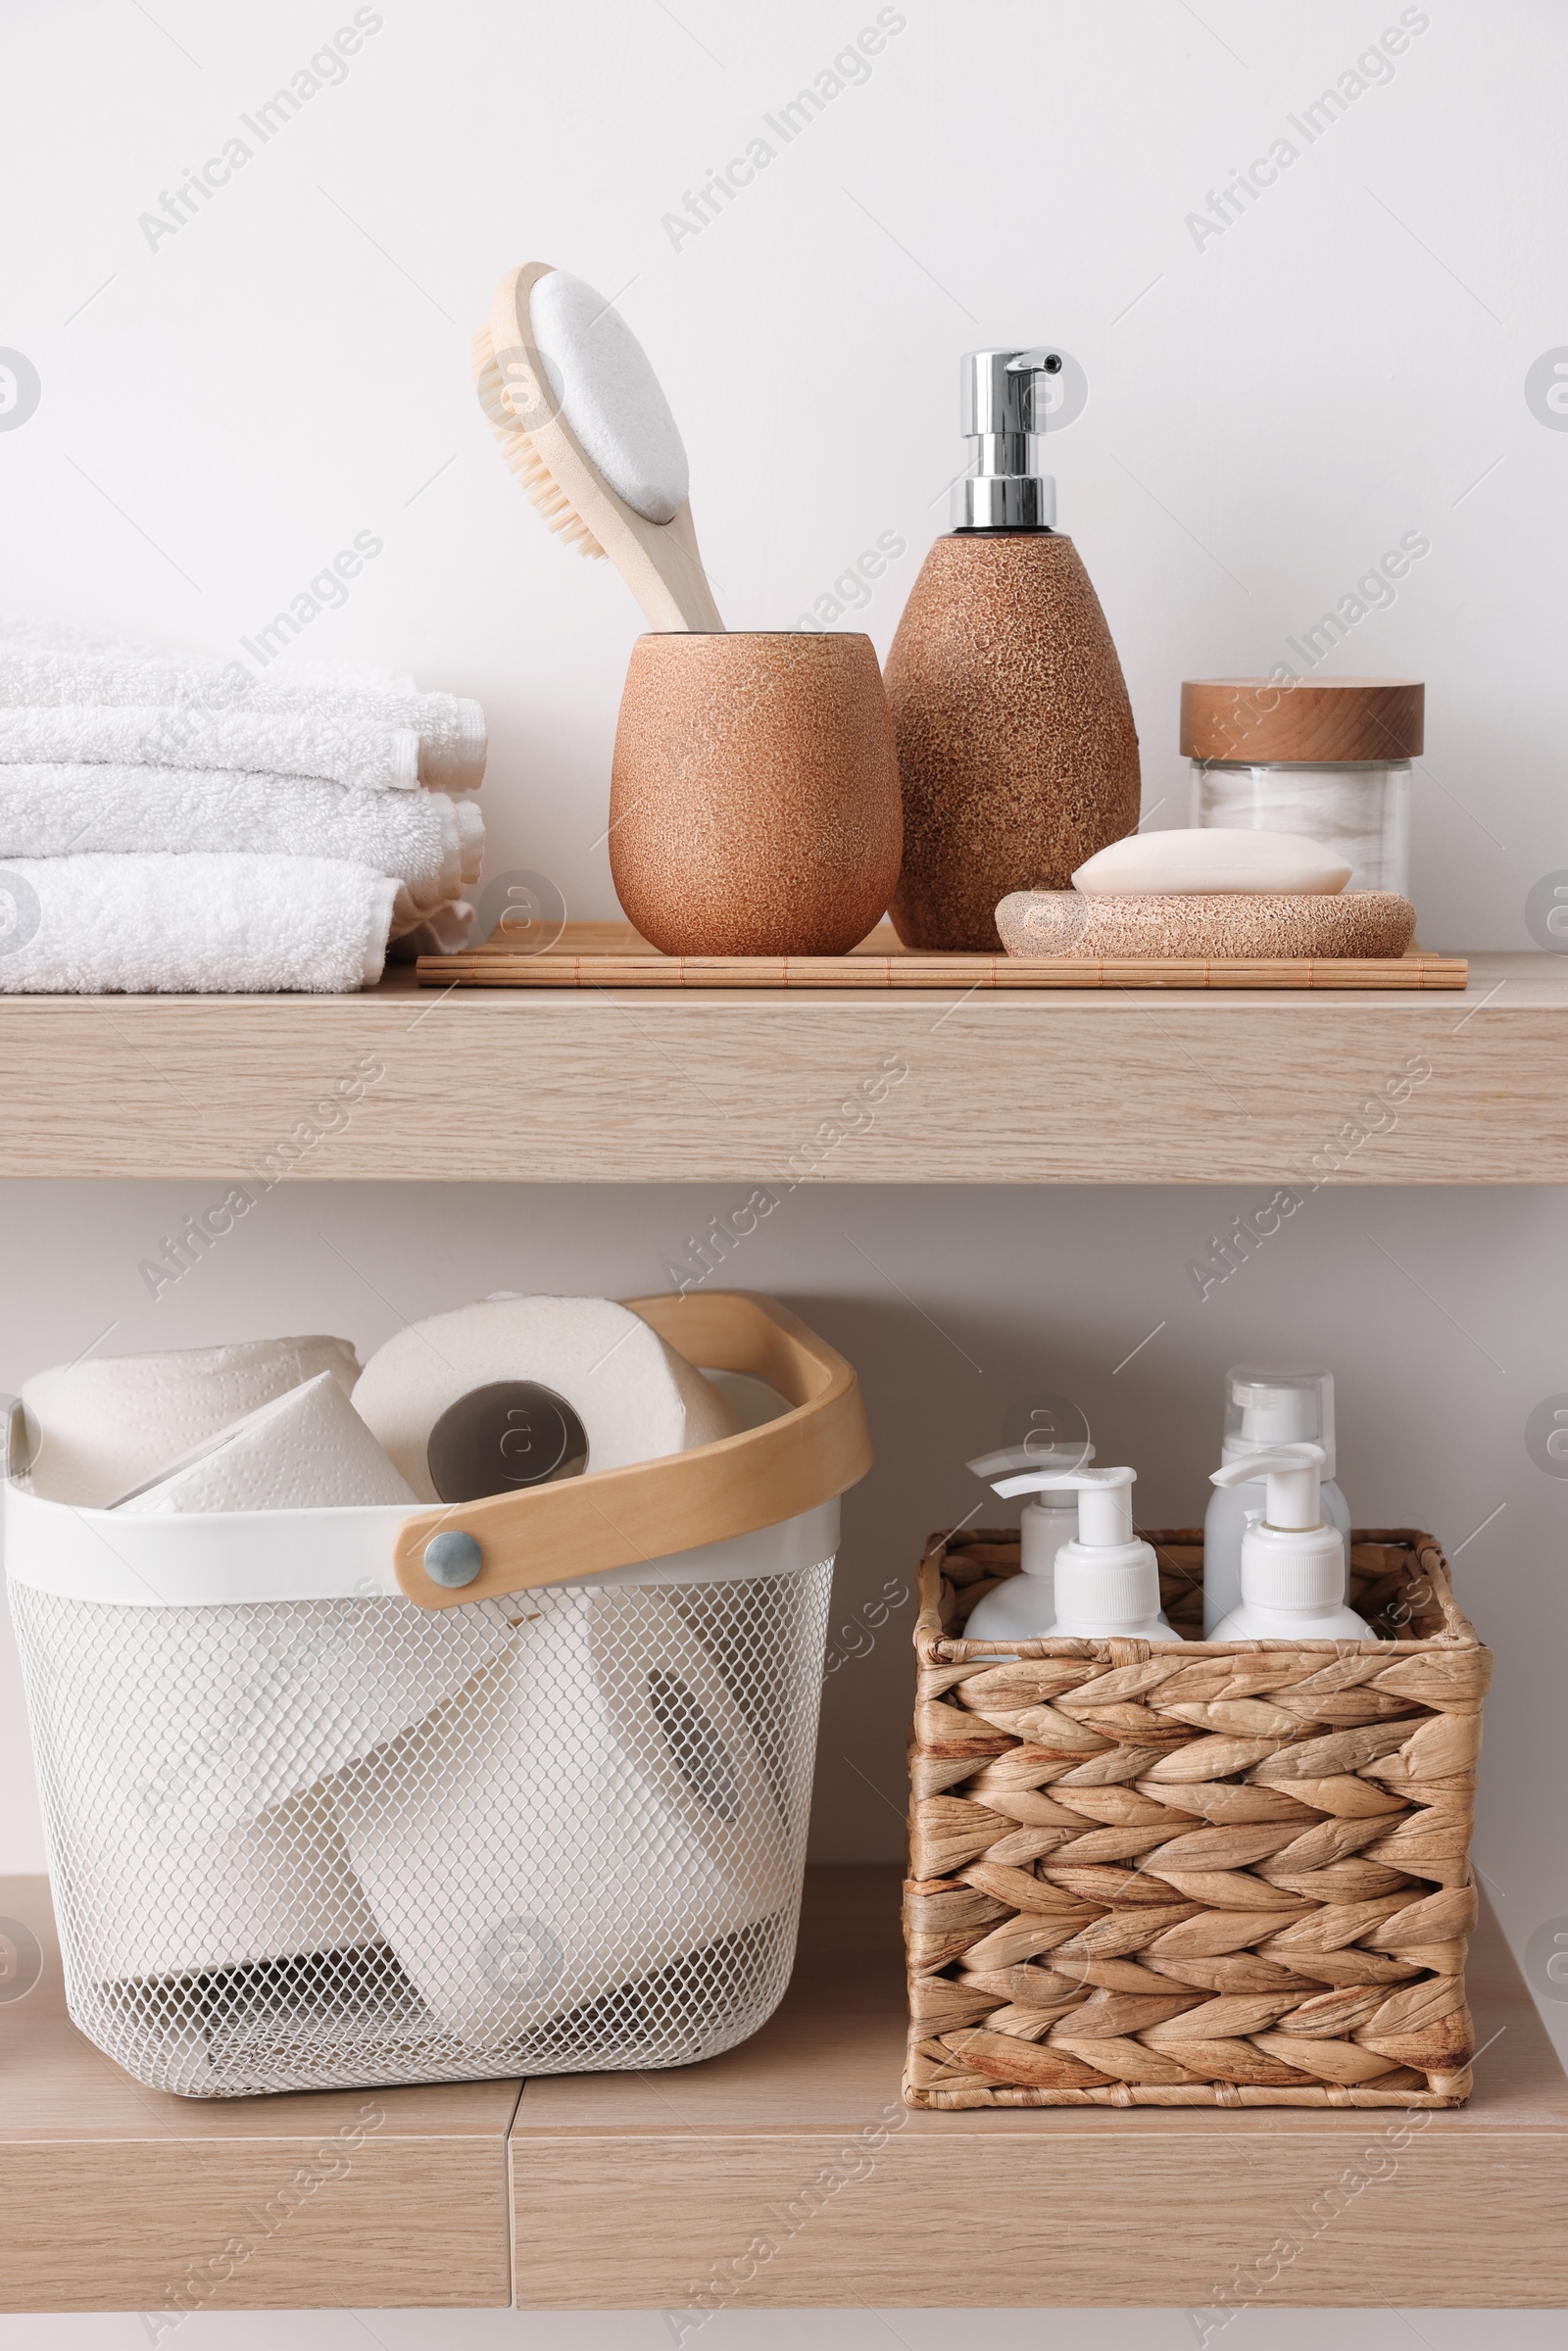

{"left": 609, "top": 632, "right": 903, "bottom": 956}
{"left": 885, "top": 534, "right": 1141, "bottom": 952}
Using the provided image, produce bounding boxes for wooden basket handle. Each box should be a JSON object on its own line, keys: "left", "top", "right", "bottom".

{"left": 392, "top": 1291, "right": 871, "bottom": 1608}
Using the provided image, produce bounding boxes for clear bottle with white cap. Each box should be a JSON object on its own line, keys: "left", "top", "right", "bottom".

{"left": 968, "top": 1463, "right": 1175, "bottom": 1641}
{"left": 1202, "top": 1367, "right": 1350, "bottom": 1635}
{"left": 1207, "top": 1443, "right": 1368, "bottom": 1641}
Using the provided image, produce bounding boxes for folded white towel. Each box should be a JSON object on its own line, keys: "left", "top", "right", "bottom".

{"left": 0, "top": 706, "right": 420, "bottom": 791}
{"left": 0, "top": 764, "right": 483, "bottom": 908}
{"left": 388, "top": 899, "right": 475, "bottom": 956}
{"left": 0, "top": 618, "right": 486, "bottom": 789}
{"left": 0, "top": 853, "right": 405, "bottom": 992}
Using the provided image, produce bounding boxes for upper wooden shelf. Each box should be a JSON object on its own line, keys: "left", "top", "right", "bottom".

{"left": 1, "top": 952, "right": 1565, "bottom": 1183}
{"left": 4, "top": 1866, "right": 1564, "bottom": 2313}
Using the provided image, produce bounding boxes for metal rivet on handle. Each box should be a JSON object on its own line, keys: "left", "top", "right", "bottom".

{"left": 423, "top": 1530, "right": 483, "bottom": 1589}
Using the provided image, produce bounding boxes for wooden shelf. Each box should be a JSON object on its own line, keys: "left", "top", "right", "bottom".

{"left": 4, "top": 1866, "right": 1564, "bottom": 2312}
{"left": 512, "top": 1866, "right": 1568, "bottom": 2313}
{"left": 0, "top": 1875, "right": 517, "bottom": 2314}
{"left": 1, "top": 953, "right": 1565, "bottom": 1184}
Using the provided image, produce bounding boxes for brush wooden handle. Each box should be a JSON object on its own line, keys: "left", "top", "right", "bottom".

{"left": 490, "top": 263, "right": 724, "bottom": 633}
{"left": 392, "top": 1290, "right": 869, "bottom": 1606}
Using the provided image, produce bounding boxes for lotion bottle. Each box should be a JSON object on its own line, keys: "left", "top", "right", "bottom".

{"left": 1207, "top": 1443, "right": 1368, "bottom": 1641}
{"left": 1202, "top": 1368, "right": 1350, "bottom": 1635}
{"left": 885, "top": 348, "right": 1140, "bottom": 952}
{"left": 966, "top": 1443, "right": 1095, "bottom": 1640}
{"left": 970, "top": 1464, "right": 1174, "bottom": 1641}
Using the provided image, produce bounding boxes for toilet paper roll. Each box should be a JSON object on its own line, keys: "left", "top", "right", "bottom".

{"left": 21, "top": 1334, "right": 363, "bottom": 1506}
{"left": 326, "top": 1588, "right": 794, "bottom": 2037}
{"left": 353, "top": 1296, "right": 736, "bottom": 1503}
{"left": 59, "top": 1776, "right": 380, "bottom": 1984}
{"left": 14, "top": 1568, "right": 518, "bottom": 1888}
{"left": 113, "top": 1372, "right": 416, "bottom": 1514}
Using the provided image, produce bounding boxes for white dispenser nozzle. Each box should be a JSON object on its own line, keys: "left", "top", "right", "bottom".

{"left": 968, "top": 1443, "right": 1094, "bottom": 1485}
{"left": 996, "top": 1467, "right": 1173, "bottom": 1641}
{"left": 1223, "top": 1367, "right": 1336, "bottom": 1478}
{"left": 1003, "top": 1463, "right": 1134, "bottom": 1545}
{"left": 962, "top": 1445, "right": 1096, "bottom": 1642}
{"left": 1207, "top": 1443, "right": 1366, "bottom": 1637}
{"left": 1210, "top": 1442, "right": 1325, "bottom": 1532}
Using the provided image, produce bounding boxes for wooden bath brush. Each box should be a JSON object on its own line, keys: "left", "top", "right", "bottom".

{"left": 472, "top": 262, "right": 724, "bottom": 632}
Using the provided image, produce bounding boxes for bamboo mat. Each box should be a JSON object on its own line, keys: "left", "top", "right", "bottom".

{"left": 418, "top": 921, "right": 1468, "bottom": 991}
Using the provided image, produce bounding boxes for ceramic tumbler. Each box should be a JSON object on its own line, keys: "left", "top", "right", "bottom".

{"left": 608, "top": 632, "right": 903, "bottom": 956}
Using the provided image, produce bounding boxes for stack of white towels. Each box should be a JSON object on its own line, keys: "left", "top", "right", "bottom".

{"left": 0, "top": 617, "right": 487, "bottom": 992}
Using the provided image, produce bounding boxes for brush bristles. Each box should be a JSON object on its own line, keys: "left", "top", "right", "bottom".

{"left": 470, "top": 327, "right": 606, "bottom": 561}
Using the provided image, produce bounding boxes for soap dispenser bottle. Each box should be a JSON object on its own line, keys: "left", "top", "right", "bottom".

{"left": 1202, "top": 1368, "right": 1350, "bottom": 1635}
{"left": 1207, "top": 1444, "right": 1368, "bottom": 1641}
{"left": 970, "top": 1465, "right": 1174, "bottom": 1641}
{"left": 965, "top": 1443, "right": 1095, "bottom": 1641}
{"left": 885, "top": 347, "right": 1141, "bottom": 952}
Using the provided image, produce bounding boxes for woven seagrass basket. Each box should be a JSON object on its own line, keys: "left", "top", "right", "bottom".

{"left": 905, "top": 1527, "right": 1488, "bottom": 2110}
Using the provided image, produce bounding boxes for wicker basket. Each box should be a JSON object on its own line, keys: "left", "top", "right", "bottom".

{"left": 905, "top": 1527, "right": 1489, "bottom": 2110}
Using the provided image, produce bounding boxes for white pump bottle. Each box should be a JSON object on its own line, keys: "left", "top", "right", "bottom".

{"left": 970, "top": 1464, "right": 1175, "bottom": 1641}
{"left": 1203, "top": 1368, "right": 1350, "bottom": 1635}
{"left": 1207, "top": 1442, "right": 1368, "bottom": 1641}
{"left": 966, "top": 1444, "right": 1095, "bottom": 1640}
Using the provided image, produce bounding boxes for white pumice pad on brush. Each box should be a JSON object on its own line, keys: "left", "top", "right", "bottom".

{"left": 527, "top": 269, "right": 690, "bottom": 523}
{"left": 353, "top": 1295, "right": 737, "bottom": 1502}
{"left": 21, "top": 1335, "right": 363, "bottom": 1506}
{"left": 113, "top": 1373, "right": 416, "bottom": 1514}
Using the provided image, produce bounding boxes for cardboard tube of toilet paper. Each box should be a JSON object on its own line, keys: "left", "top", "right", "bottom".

{"left": 20, "top": 1334, "right": 363, "bottom": 1505}
{"left": 113, "top": 1371, "right": 416, "bottom": 1514}
{"left": 353, "top": 1296, "right": 737, "bottom": 1504}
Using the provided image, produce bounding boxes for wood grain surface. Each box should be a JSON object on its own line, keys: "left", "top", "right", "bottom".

{"left": 0, "top": 1878, "right": 518, "bottom": 2313}
{"left": 509, "top": 1864, "right": 1568, "bottom": 2312}
{"left": 421, "top": 919, "right": 1463, "bottom": 990}
{"left": 3, "top": 1866, "right": 1561, "bottom": 2310}
{"left": 0, "top": 953, "right": 1562, "bottom": 1183}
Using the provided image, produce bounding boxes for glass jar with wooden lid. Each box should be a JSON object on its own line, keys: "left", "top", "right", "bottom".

{"left": 1182, "top": 675, "right": 1422, "bottom": 895}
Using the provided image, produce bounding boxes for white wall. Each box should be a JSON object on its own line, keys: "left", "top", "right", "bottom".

{"left": 3, "top": 1178, "right": 1565, "bottom": 2051}
{"left": 2, "top": 1, "right": 1565, "bottom": 2338}
{"left": 5, "top": 0, "right": 1565, "bottom": 942}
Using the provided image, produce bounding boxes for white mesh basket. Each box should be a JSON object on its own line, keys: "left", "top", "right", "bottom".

{"left": 6, "top": 1293, "right": 868, "bottom": 2099}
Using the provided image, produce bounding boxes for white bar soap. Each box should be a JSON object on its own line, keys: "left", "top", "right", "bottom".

{"left": 1073, "top": 827, "right": 1351, "bottom": 896}
{"left": 352, "top": 1295, "right": 737, "bottom": 1502}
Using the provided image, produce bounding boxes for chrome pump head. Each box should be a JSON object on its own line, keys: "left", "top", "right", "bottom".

{"left": 952, "top": 348, "right": 1062, "bottom": 531}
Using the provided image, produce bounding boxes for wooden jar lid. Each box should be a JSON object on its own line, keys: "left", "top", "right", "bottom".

{"left": 1181, "top": 677, "right": 1424, "bottom": 762}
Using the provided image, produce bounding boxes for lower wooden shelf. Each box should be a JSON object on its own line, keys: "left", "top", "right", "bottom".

{"left": 3, "top": 1865, "right": 1564, "bottom": 2312}
{"left": 0, "top": 1875, "right": 518, "bottom": 2314}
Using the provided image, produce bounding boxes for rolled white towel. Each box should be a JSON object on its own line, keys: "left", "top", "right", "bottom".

{"left": 388, "top": 899, "right": 475, "bottom": 956}
{"left": 0, "top": 853, "right": 407, "bottom": 993}
{"left": 0, "top": 706, "right": 420, "bottom": 792}
{"left": 0, "top": 764, "right": 483, "bottom": 907}
{"left": 0, "top": 618, "right": 486, "bottom": 789}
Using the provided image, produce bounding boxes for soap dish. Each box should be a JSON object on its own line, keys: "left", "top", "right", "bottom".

{"left": 996, "top": 891, "right": 1417, "bottom": 963}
